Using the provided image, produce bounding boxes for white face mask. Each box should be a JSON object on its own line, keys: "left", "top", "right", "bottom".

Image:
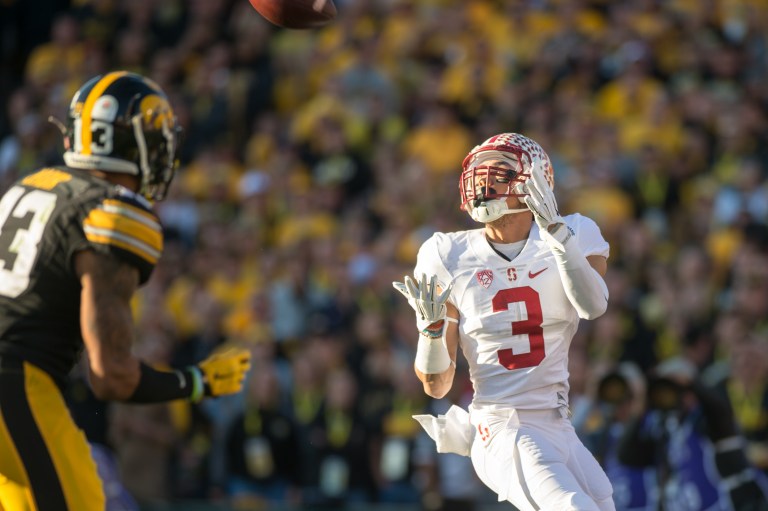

{"left": 464, "top": 153, "right": 531, "bottom": 223}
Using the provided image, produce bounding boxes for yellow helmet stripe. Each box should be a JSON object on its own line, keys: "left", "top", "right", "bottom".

{"left": 80, "top": 71, "right": 129, "bottom": 155}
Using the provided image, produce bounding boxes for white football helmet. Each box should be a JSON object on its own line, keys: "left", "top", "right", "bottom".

{"left": 460, "top": 133, "right": 554, "bottom": 223}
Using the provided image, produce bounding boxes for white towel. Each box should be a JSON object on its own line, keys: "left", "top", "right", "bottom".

{"left": 413, "top": 405, "right": 474, "bottom": 456}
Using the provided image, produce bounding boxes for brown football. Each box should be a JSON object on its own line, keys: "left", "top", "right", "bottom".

{"left": 249, "top": 0, "right": 337, "bottom": 29}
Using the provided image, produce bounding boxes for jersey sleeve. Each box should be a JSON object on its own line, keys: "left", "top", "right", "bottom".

{"left": 569, "top": 213, "right": 609, "bottom": 259}
{"left": 80, "top": 192, "right": 163, "bottom": 284}
{"left": 414, "top": 233, "right": 454, "bottom": 292}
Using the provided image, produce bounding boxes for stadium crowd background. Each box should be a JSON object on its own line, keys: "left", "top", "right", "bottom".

{"left": 1, "top": 0, "right": 767, "bottom": 509}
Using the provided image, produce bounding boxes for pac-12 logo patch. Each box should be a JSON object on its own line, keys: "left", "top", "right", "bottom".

{"left": 476, "top": 269, "right": 494, "bottom": 288}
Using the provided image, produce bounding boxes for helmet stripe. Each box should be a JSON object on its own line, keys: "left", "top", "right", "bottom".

{"left": 80, "top": 71, "right": 128, "bottom": 155}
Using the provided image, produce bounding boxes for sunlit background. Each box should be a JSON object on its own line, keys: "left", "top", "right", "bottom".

{"left": 1, "top": 1, "right": 767, "bottom": 510}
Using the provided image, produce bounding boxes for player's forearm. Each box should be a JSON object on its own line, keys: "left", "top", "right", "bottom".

{"left": 81, "top": 283, "right": 143, "bottom": 400}
{"left": 77, "top": 250, "right": 143, "bottom": 400}
{"left": 547, "top": 230, "right": 608, "bottom": 319}
{"left": 415, "top": 363, "right": 455, "bottom": 399}
{"left": 83, "top": 289, "right": 200, "bottom": 402}
{"left": 415, "top": 312, "right": 460, "bottom": 399}
{"left": 84, "top": 337, "right": 142, "bottom": 400}
{"left": 556, "top": 263, "right": 608, "bottom": 320}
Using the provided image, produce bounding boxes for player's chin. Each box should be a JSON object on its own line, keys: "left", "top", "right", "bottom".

{"left": 486, "top": 212, "right": 515, "bottom": 228}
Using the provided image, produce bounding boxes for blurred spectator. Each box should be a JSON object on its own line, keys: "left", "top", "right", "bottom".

{"left": 24, "top": 14, "right": 83, "bottom": 94}
{"left": 374, "top": 359, "right": 427, "bottom": 503}
{"left": 302, "top": 367, "right": 378, "bottom": 508}
{"left": 109, "top": 340, "right": 177, "bottom": 506}
{"left": 401, "top": 102, "right": 472, "bottom": 177}
{"left": 168, "top": 403, "right": 215, "bottom": 501}
{"left": 575, "top": 365, "right": 657, "bottom": 511}
{"left": 224, "top": 362, "right": 300, "bottom": 507}
{"left": 618, "top": 357, "right": 768, "bottom": 511}
{"left": 710, "top": 334, "right": 768, "bottom": 474}
{"left": 0, "top": 93, "right": 45, "bottom": 181}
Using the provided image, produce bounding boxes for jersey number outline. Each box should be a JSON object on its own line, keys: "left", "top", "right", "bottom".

{"left": 0, "top": 186, "right": 58, "bottom": 298}
{"left": 492, "top": 286, "right": 545, "bottom": 370}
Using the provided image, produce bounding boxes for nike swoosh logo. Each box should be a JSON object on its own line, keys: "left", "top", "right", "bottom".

{"left": 528, "top": 267, "right": 548, "bottom": 279}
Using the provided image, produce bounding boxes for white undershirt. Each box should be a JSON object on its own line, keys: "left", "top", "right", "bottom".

{"left": 489, "top": 239, "right": 527, "bottom": 261}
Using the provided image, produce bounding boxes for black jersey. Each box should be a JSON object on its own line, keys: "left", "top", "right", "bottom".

{"left": 0, "top": 167, "right": 162, "bottom": 387}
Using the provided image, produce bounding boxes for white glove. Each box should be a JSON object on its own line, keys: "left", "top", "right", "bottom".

{"left": 393, "top": 273, "right": 452, "bottom": 337}
{"left": 522, "top": 159, "right": 571, "bottom": 249}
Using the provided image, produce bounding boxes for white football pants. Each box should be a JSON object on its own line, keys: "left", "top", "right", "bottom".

{"left": 469, "top": 406, "right": 615, "bottom": 511}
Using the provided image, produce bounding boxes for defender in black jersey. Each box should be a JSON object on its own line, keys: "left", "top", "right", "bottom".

{"left": 0, "top": 72, "right": 251, "bottom": 511}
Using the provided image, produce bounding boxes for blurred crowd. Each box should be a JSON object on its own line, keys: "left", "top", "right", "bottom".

{"left": 1, "top": 0, "right": 768, "bottom": 509}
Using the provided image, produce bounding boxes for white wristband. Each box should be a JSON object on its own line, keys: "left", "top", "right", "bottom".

{"left": 414, "top": 335, "right": 452, "bottom": 374}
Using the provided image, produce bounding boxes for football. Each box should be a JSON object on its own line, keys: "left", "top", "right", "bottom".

{"left": 249, "top": 0, "right": 337, "bottom": 29}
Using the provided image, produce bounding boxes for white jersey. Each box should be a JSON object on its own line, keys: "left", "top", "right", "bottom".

{"left": 414, "top": 214, "right": 609, "bottom": 410}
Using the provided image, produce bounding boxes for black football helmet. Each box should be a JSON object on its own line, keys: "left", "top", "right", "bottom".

{"left": 61, "top": 71, "right": 180, "bottom": 200}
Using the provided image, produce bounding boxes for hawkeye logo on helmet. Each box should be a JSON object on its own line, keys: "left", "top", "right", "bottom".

{"left": 139, "top": 95, "right": 174, "bottom": 129}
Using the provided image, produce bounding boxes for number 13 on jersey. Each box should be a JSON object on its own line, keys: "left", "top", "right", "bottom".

{"left": 0, "top": 186, "right": 58, "bottom": 298}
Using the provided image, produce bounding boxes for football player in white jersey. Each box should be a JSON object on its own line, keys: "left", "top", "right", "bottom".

{"left": 395, "top": 133, "right": 616, "bottom": 510}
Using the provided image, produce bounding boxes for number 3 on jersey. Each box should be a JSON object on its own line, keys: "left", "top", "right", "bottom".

{"left": 0, "top": 186, "right": 57, "bottom": 297}
{"left": 492, "top": 287, "right": 545, "bottom": 370}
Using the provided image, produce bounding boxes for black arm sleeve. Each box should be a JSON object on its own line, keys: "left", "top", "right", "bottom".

{"left": 125, "top": 362, "right": 195, "bottom": 403}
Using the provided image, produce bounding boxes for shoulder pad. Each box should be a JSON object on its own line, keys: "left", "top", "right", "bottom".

{"left": 82, "top": 192, "right": 162, "bottom": 283}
